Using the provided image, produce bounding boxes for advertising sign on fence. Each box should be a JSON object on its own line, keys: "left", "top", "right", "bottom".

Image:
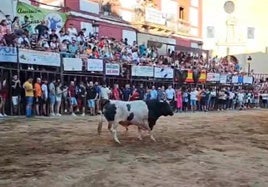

{"left": 131, "top": 65, "right": 154, "bottom": 77}
{"left": 199, "top": 70, "right": 207, "bottom": 83}
{"left": 63, "top": 58, "right": 83, "bottom": 71}
{"left": 219, "top": 74, "right": 227, "bottom": 84}
{"left": 232, "top": 75, "right": 243, "bottom": 84}
{"left": 206, "top": 73, "right": 220, "bottom": 82}
{"left": 0, "top": 47, "right": 17, "bottom": 63}
{"left": 243, "top": 76, "right": 253, "bottom": 84}
{"left": 87, "top": 59, "right": 103, "bottom": 72}
{"left": 19, "top": 49, "right": 61, "bottom": 66}
{"left": 105, "top": 63, "right": 120, "bottom": 76}
{"left": 154, "top": 67, "right": 173, "bottom": 78}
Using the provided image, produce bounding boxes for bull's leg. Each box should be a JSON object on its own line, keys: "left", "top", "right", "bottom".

{"left": 149, "top": 131, "right": 156, "bottom": 142}
{"left": 111, "top": 122, "right": 120, "bottom": 144}
{"left": 146, "top": 120, "right": 157, "bottom": 142}
{"left": 97, "top": 114, "right": 104, "bottom": 135}
{"left": 137, "top": 127, "right": 143, "bottom": 140}
{"left": 108, "top": 122, "right": 112, "bottom": 133}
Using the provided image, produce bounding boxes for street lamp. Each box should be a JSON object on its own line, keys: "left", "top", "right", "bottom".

{"left": 247, "top": 56, "right": 252, "bottom": 75}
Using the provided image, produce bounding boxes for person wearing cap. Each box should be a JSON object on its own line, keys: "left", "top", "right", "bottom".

{"left": 34, "top": 78, "right": 42, "bottom": 116}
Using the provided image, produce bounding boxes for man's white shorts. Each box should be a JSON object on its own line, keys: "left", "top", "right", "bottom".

{"left": 12, "top": 96, "right": 19, "bottom": 106}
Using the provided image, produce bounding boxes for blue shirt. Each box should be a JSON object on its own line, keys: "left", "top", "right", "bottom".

{"left": 150, "top": 89, "right": 158, "bottom": 100}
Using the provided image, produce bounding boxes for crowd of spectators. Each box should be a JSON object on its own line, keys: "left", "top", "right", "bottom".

{"left": 0, "top": 14, "right": 244, "bottom": 75}
{"left": 1, "top": 75, "right": 268, "bottom": 118}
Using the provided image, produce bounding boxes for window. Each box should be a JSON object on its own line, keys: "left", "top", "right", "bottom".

{"left": 79, "top": 0, "right": 100, "bottom": 14}
{"left": 189, "top": 7, "right": 198, "bottom": 27}
{"left": 179, "top": 7, "right": 184, "bottom": 20}
{"left": 247, "top": 27, "right": 255, "bottom": 39}
{"left": 207, "top": 26, "right": 215, "bottom": 38}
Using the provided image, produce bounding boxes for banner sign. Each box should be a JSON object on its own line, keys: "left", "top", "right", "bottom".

{"left": 154, "top": 67, "right": 173, "bottom": 78}
{"left": 185, "top": 70, "right": 193, "bottom": 83}
{"left": 63, "top": 58, "right": 82, "bottom": 71}
{"left": 243, "top": 76, "right": 253, "bottom": 84}
{"left": 19, "top": 49, "right": 60, "bottom": 66}
{"left": 145, "top": 8, "right": 166, "bottom": 25}
{"left": 232, "top": 75, "right": 243, "bottom": 84}
{"left": 131, "top": 65, "right": 154, "bottom": 77}
{"left": 87, "top": 59, "right": 103, "bottom": 72}
{"left": 199, "top": 70, "right": 207, "bottom": 83}
{"left": 105, "top": 63, "right": 120, "bottom": 76}
{"left": 219, "top": 74, "right": 227, "bottom": 84}
{"left": 206, "top": 73, "right": 220, "bottom": 82}
{"left": 0, "top": 47, "right": 17, "bottom": 63}
{"left": 17, "top": 2, "right": 67, "bottom": 33}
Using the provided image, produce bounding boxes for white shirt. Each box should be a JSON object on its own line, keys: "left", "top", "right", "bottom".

{"left": 229, "top": 91, "right": 235, "bottom": 99}
{"left": 237, "top": 93, "right": 244, "bottom": 102}
{"left": 17, "top": 37, "right": 30, "bottom": 45}
{"left": 100, "top": 87, "right": 111, "bottom": 100}
{"left": 190, "top": 90, "right": 198, "bottom": 101}
{"left": 165, "top": 88, "right": 175, "bottom": 100}
{"left": 67, "top": 27, "right": 78, "bottom": 36}
{"left": 41, "top": 84, "right": 48, "bottom": 99}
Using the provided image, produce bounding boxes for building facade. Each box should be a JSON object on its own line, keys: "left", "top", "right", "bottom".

{"left": 39, "top": 0, "right": 203, "bottom": 51}
{"left": 202, "top": 0, "right": 268, "bottom": 56}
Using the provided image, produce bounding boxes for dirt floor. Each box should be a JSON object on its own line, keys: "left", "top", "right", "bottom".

{"left": 0, "top": 110, "right": 268, "bottom": 187}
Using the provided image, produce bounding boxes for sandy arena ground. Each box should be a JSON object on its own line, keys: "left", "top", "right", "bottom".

{"left": 0, "top": 110, "right": 268, "bottom": 187}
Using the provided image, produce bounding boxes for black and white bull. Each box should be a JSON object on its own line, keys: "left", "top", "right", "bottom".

{"left": 98, "top": 99, "right": 174, "bottom": 144}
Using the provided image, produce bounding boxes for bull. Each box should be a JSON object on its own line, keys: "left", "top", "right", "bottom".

{"left": 98, "top": 99, "right": 174, "bottom": 144}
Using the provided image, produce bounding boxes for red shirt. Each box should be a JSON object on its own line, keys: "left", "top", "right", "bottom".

{"left": 112, "top": 88, "right": 120, "bottom": 100}
{"left": 68, "top": 85, "right": 76, "bottom": 97}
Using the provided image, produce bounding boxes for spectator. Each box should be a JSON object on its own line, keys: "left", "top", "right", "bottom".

{"left": 34, "top": 78, "right": 42, "bottom": 116}
{"left": 190, "top": 88, "right": 198, "bottom": 112}
{"left": 17, "top": 33, "right": 30, "bottom": 48}
{"left": 55, "top": 81, "right": 67, "bottom": 116}
{"left": 48, "top": 79, "right": 56, "bottom": 116}
{"left": 11, "top": 75, "right": 21, "bottom": 115}
{"left": 0, "top": 19, "right": 8, "bottom": 42}
{"left": 21, "top": 16, "right": 32, "bottom": 33}
{"left": 11, "top": 16, "right": 22, "bottom": 36}
{"left": 86, "top": 81, "right": 98, "bottom": 116}
{"left": 77, "top": 81, "right": 86, "bottom": 116}
{"left": 157, "top": 86, "right": 166, "bottom": 101}
{"left": 49, "top": 37, "right": 60, "bottom": 52}
{"left": 49, "top": 29, "right": 59, "bottom": 41}
{"left": 112, "top": 84, "right": 121, "bottom": 100}
{"left": 137, "top": 84, "right": 145, "bottom": 100}
{"left": 23, "top": 77, "right": 34, "bottom": 118}
{"left": 67, "top": 23, "right": 78, "bottom": 38}
{"left": 3, "top": 29, "right": 16, "bottom": 47}
{"left": 68, "top": 81, "right": 78, "bottom": 116}
{"left": 5, "top": 15, "right": 12, "bottom": 31}
{"left": 176, "top": 88, "right": 183, "bottom": 112}
{"left": 68, "top": 39, "right": 78, "bottom": 55}
{"left": 99, "top": 83, "right": 111, "bottom": 100}
{"left": 35, "top": 20, "right": 49, "bottom": 40}
{"left": 122, "top": 84, "right": 132, "bottom": 101}
{"left": 41, "top": 80, "right": 48, "bottom": 116}
{"left": 150, "top": 85, "right": 158, "bottom": 100}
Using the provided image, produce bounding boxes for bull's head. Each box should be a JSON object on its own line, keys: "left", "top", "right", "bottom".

{"left": 159, "top": 100, "right": 174, "bottom": 116}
